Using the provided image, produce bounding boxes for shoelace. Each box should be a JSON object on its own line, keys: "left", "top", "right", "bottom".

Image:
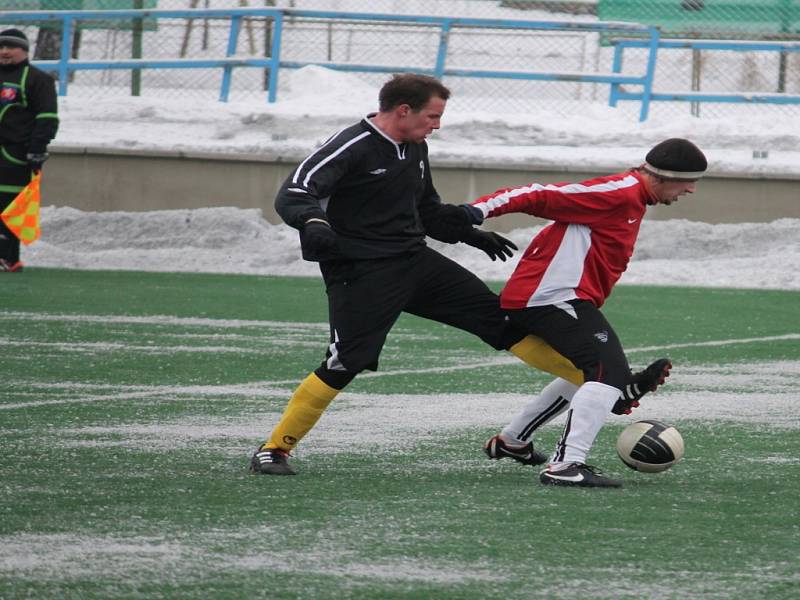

{"left": 577, "top": 463, "right": 602, "bottom": 475}
{"left": 507, "top": 443, "right": 531, "bottom": 457}
{"left": 256, "top": 447, "right": 286, "bottom": 460}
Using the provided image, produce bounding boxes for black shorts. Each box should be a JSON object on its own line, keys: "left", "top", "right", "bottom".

{"left": 318, "top": 246, "right": 525, "bottom": 374}
{"left": 506, "top": 300, "right": 630, "bottom": 389}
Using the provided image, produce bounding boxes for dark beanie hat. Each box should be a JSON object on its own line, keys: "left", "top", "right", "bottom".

{"left": 643, "top": 138, "right": 707, "bottom": 180}
{"left": 0, "top": 29, "right": 30, "bottom": 52}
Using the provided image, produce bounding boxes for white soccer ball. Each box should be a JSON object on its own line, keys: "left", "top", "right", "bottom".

{"left": 616, "top": 420, "right": 684, "bottom": 473}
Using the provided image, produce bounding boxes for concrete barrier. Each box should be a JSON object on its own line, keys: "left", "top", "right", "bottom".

{"left": 43, "top": 146, "right": 799, "bottom": 230}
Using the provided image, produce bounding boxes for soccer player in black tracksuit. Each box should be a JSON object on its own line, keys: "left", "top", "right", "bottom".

{"left": 250, "top": 74, "right": 668, "bottom": 476}
{"left": 0, "top": 29, "right": 59, "bottom": 272}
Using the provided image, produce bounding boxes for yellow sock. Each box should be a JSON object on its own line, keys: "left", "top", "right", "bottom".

{"left": 510, "top": 335, "right": 584, "bottom": 386}
{"left": 265, "top": 372, "right": 340, "bottom": 451}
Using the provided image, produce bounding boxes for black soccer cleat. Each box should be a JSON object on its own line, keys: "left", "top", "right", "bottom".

{"left": 484, "top": 434, "right": 548, "bottom": 466}
{"left": 250, "top": 445, "right": 296, "bottom": 475}
{"left": 612, "top": 358, "right": 672, "bottom": 415}
{"left": 539, "top": 463, "right": 623, "bottom": 488}
{"left": 0, "top": 259, "right": 23, "bottom": 272}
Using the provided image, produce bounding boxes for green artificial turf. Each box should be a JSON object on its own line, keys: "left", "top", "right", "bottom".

{"left": 1, "top": 268, "right": 798, "bottom": 599}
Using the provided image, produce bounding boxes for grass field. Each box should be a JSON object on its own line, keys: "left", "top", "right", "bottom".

{"left": 1, "top": 268, "right": 799, "bottom": 599}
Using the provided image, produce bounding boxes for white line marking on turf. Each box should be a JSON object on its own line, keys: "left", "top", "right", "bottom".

{"left": 2, "top": 322, "right": 798, "bottom": 410}
{"left": 0, "top": 339, "right": 266, "bottom": 354}
{"left": 357, "top": 333, "right": 800, "bottom": 377}
{"left": 0, "top": 310, "right": 328, "bottom": 331}
{"left": 629, "top": 333, "right": 800, "bottom": 353}
{"left": 0, "top": 383, "right": 290, "bottom": 410}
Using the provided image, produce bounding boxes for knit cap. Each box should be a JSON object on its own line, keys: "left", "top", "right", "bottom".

{"left": 643, "top": 138, "right": 707, "bottom": 180}
{"left": 0, "top": 29, "right": 30, "bottom": 52}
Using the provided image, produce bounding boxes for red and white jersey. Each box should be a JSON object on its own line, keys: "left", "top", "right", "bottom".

{"left": 471, "top": 170, "right": 655, "bottom": 309}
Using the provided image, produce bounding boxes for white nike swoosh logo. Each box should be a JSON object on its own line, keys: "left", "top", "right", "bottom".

{"left": 545, "top": 472, "right": 585, "bottom": 482}
{"left": 627, "top": 218, "right": 638, "bottom": 224}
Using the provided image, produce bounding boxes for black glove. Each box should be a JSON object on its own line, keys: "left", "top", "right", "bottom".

{"left": 299, "top": 218, "right": 338, "bottom": 262}
{"left": 435, "top": 203, "right": 483, "bottom": 227}
{"left": 462, "top": 229, "right": 517, "bottom": 261}
{"left": 459, "top": 204, "right": 484, "bottom": 225}
{"left": 27, "top": 152, "right": 49, "bottom": 172}
{"left": 422, "top": 203, "right": 471, "bottom": 243}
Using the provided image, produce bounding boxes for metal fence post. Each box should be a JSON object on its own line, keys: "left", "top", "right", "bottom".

{"left": 132, "top": 0, "right": 144, "bottom": 96}
{"left": 434, "top": 19, "right": 452, "bottom": 80}
{"left": 609, "top": 41, "right": 624, "bottom": 107}
{"left": 58, "top": 15, "right": 72, "bottom": 95}
{"left": 267, "top": 11, "right": 282, "bottom": 103}
{"left": 220, "top": 15, "right": 242, "bottom": 102}
{"left": 639, "top": 27, "right": 660, "bottom": 121}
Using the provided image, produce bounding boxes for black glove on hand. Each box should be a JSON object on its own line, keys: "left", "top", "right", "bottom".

{"left": 423, "top": 204, "right": 472, "bottom": 243}
{"left": 462, "top": 229, "right": 517, "bottom": 261}
{"left": 460, "top": 204, "right": 484, "bottom": 225}
{"left": 27, "top": 152, "right": 49, "bottom": 172}
{"left": 436, "top": 204, "right": 470, "bottom": 226}
{"left": 300, "top": 219, "right": 338, "bottom": 262}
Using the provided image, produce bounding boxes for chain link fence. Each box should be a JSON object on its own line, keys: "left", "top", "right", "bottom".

{"left": 3, "top": 0, "right": 799, "bottom": 120}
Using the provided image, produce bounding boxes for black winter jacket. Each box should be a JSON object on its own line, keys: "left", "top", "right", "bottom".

{"left": 0, "top": 59, "right": 59, "bottom": 161}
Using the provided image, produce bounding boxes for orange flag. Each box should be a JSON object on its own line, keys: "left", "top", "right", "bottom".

{"left": 1, "top": 172, "right": 41, "bottom": 245}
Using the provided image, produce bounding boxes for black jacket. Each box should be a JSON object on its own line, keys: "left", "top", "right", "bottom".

{"left": 275, "top": 115, "right": 457, "bottom": 260}
{"left": 0, "top": 59, "right": 59, "bottom": 160}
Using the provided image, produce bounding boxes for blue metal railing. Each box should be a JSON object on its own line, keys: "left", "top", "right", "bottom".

{"left": 611, "top": 38, "right": 800, "bottom": 108}
{"left": 1, "top": 8, "right": 662, "bottom": 120}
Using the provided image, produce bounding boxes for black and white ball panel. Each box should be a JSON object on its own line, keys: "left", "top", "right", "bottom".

{"left": 616, "top": 420, "right": 685, "bottom": 473}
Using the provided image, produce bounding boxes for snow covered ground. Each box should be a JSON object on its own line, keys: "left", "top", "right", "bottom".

{"left": 24, "top": 206, "right": 800, "bottom": 290}
{"left": 23, "top": 66, "right": 800, "bottom": 289}
{"left": 54, "top": 66, "right": 800, "bottom": 178}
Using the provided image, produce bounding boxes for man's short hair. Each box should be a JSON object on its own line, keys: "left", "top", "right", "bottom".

{"left": 378, "top": 73, "right": 451, "bottom": 112}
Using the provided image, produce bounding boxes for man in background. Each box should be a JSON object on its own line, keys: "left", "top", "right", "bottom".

{"left": 0, "top": 28, "right": 59, "bottom": 272}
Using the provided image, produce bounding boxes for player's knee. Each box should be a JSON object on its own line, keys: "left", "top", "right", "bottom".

{"left": 582, "top": 362, "right": 629, "bottom": 389}
{"left": 582, "top": 362, "right": 602, "bottom": 383}
{"left": 319, "top": 343, "right": 381, "bottom": 387}
{"left": 315, "top": 352, "right": 381, "bottom": 388}
{"left": 314, "top": 365, "right": 356, "bottom": 390}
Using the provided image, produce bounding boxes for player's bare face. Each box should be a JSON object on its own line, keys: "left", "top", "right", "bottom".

{"left": 0, "top": 45, "right": 26, "bottom": 66}
{"left": 402, "top": 96, "right": 446, "bottom": 143}
{"left": 652, "top": 180, "right": 697, "bottom": 205}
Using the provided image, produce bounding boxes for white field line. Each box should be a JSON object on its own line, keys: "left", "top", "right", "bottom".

{"left": 353, "top": 333, "right": 800, "bottom": 379}
{"left": 5, "top": 363, "right": 800, "bottom": 447}
{"left": 4, "top": 309, "right": 799, "bottom": 350}
{"left": 627, "top": 333, "right": 800, "bottom": 353}
{"left": 2, "top": 334, "right": 798, "bottom": 410}
{"left": 0, "top": 383, "right": 289, "bottom": 411}
{"left": 20, "top": 331, "right": 798, "bottom": 360}
{"left": 1, "top": 309, "right": 798, "bottom": 410}
{"left": 3, "top": 310, "right": 798, "bottom": 362}
{"left": 35, "top": 375, "right": 800, "bottom": 452}
{"left": 0, "top": 310, "right": 327, "bottom": 331}
{"left": 0, "top": 339, "right": 267, "bottom": 355}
